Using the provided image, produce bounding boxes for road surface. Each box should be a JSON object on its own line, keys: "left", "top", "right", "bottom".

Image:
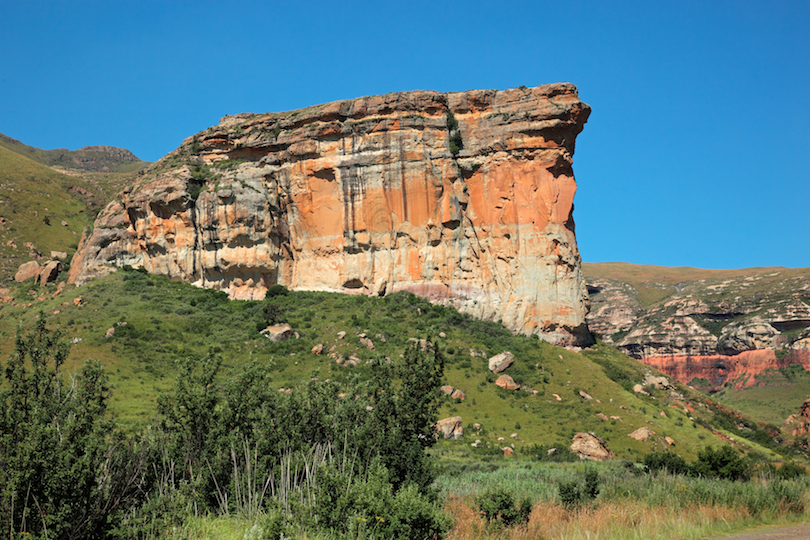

{"left": 709, "top": 523, "right": 810, "bottom": 540}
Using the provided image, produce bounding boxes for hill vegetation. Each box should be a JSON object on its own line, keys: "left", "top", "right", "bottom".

{"left": 0, "top": 145, "right": 141, "bottom": 283}
{"left": 0, "top": 132, "right": 149, "bottom": 173}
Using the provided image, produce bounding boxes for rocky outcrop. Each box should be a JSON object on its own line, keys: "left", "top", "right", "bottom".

{"left": 68, "top": 84, "right": 593, "bottom": 346}
{"left": 584, "top": 264, "right": 810, "bottom": 389}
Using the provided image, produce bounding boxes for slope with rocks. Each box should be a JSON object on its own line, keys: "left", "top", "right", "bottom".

{"left": 584, "top": 263, "right": 810, "bottom": 391}
{"left": 69, "top": 84, "right": 594, "bottom": 347}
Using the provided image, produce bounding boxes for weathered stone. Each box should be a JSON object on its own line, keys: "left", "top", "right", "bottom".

{"left": 488, "top": 351, "right": 515, "bottom": 373}
{"left": 570, "top": 432, "right": 615, "bottom": 461}
{"left": 552, "top": 393, "right": 562, "bottom": 401}
{"left": 37, "top": 261, "right": 62, "bottom": 285}
{"left": 628, "top": 427, "right": 655, "bottom": 441}
{"left": 436, "top": 416, "right": 463, "bottom": 439}
{"left": 579, "top": 390, "right": 593, "bottom": 400}
{"left": 261, "top": 323, "right": 293, "bottom": 342}
{"left": 451, "top": 388, "right": 466, "bottom": 400}
{"left": 502, "top": 447, "right": 514, "bottom": 456}
{"left": 633, "top": 384, "right": 649, "bottom": 396}
{"left": 105, "top": 327, "right": 115, "bottom": 338}
{"left": 50, "top": 251, "right": 67, "bottom": 260}
{"left": 441, "top": 385, "right": 455, "bottom": 395}
{"left": 15, "top": 261, "right": 39, "bottom": 283}
{"left": 665, "top": 437, "right": 675, "bottom": 446}
{"left": 311, "top": 343, "right": 324, "bottom": 355}
{"left": 359, "top": 337, "right": 374, "bottom": 350}
{"left": 596, "top": 413, "right": 608, "bottom": 421}
{"left": 68, "top": 84, "right": 593, "bottom": 347}
{"left": 495, "top": 374, "right": 520, "bottom": 390}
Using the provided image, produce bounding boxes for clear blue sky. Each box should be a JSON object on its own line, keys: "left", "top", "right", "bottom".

{"left": 2, "top": 0, "right": 808, "bottom": 269}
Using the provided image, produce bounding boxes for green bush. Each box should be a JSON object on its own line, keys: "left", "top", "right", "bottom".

{"left": 692, "top": 445, "right": 749, "bottom": 481}
{"left": 0, "top": 314, "right": 139, "bottom": 539}
{"left": 644, "top": 450, "right": 689, "bottom": 475}
{"left": 475, "top": 487, "right": 532, "bottom": 528}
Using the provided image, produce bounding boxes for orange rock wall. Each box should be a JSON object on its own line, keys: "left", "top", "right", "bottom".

{"left": 69, "top": 84, "right": 593, "bottom": 346}
{"left": 641, "top": 349, "right": 810, "bottom": 390}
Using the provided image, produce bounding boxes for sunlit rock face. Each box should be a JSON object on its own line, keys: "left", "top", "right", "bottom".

{"left": 69, "top": 84, "right": 593, "bottom": 347}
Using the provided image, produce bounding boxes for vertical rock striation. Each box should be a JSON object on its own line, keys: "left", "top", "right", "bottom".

{"left": 69, "top": 84, "right": 593, "bottom": 346}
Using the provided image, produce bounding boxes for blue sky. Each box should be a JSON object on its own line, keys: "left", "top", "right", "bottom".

{"left": 2, "top": 1, "right": 808, "bottom": 269}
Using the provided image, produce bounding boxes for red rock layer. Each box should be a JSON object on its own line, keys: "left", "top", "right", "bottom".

{"left": 69, "top": 84, "right": 593, "bottom": 346}
{"left": 641, "top": 349, "right": 810, "bottom": 390}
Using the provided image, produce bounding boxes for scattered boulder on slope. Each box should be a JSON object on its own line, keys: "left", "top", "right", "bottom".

{"left": 628, "top": 427, "right": 655, "bottom": 441}
{"left": 495, "top": 374, "right": 520, "bottom": 391}
{"left": 37, "top": 260, "right": 63, "bottom": 285}
{"left": 436, "top": 416, "right": 463, "bottom": 439}
{"left": 261, "top": 323, "right": 293, "bottom": 342}
{"left": 570, "top": 432, "right": 615, "bottom": 461}
{"left": 488, "top": 351, "right": 515, "bottom": 373}
{"left": 15, "top": 261, "right": 39, "bottom": 283}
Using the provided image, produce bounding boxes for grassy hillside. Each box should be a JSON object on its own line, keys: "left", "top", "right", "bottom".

{"left": 0, "top": 145, "right": 141, "bottom": 283}
{"left": 0, "top": 268, "right": 795, "bottom": 462}
{"left": 0, "top": 132, "right": 149, "bottom": 173}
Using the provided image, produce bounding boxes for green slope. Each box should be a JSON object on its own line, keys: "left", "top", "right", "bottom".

{"left": 0, "top": 269, "right": 794, "bottom": 462}
{"left": 0, "top": 132, "right": 149, "bottom": 173}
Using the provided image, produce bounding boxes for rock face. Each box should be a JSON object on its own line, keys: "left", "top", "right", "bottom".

{"left": 68, "top": 84, "right": 593, "bottom": 347}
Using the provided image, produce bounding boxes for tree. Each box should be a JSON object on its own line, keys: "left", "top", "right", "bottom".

{"left": 0, "top": 313, "right": 126, "bottom": 539}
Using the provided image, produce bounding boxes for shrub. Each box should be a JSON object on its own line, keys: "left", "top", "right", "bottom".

{"left": 558, "top": 480, "right": 582, "bottom": 507}
{"left": 476, "top": 487, "right": 532, "bottom": 527}
{"left": 644, "top": 450, "right": 689, "bottom": 475}
{"left": 692, "top": 445, "right": 749, "bottom": 481}
{"left": 776, "top": 462, "right": 807, "bottom": 480}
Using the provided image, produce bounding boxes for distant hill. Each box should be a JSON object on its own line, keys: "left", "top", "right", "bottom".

{"left": 0, "top": 145, "right": 139, "bottom": 283}
{"left": 583, "top": 262, "right": 810, "bottom": 430}
{"left": 0, "top": 132, "right": 149, "bottom": 173}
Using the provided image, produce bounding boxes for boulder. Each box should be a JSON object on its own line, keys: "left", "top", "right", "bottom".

{"left": 665, "top": 437, "right": 675, "bottom": 446}
{"left": 311, "top": 343, "right": 324, "bottom": 355}
{"left": 261, "top": 323, "right": 293, "bottom": 342}
{"left": 495, "top": 374, "right": 520, "bottom": 391}
{"left": 451, "top": 388, "right": 466, "bottom": 400}
{"left": 14, "top": 261, "right": 39, "bottom": 283}
{"left": 628, "top": 427, "right": 655, "bottom": 441}
{"left": 50, "top": 251, "right": 68, "bottom": 260}
{"left": 502, "top": 447, "right": 514, "bottom": 456}
{"left": 579, "top": 390, "right": 593, "bottom": 400}
{"left": 570, "top": 432, "right": 615, "bottom": 461}
{"left": 436, "top": 416, "right": 463, "bottom": 439}
{"left": 37, "top": 261, "right": 62, "bottom": 285}
{"left": 441, "top": 385, "right": 455, "bottom": 395}
{"left": 488, "top": 351, "right": 515, "bottom": 373}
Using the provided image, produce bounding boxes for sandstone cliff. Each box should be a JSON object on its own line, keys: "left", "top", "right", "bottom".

{"left": 584, "top": 264, "right": 810, "bottom": 389}
{"left": 69, "top": 84, "right": 593, "bottom": 347}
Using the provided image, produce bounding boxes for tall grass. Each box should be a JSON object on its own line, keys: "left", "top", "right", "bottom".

{"left": 438, "top": 461, "right": 810, "bottom": 540}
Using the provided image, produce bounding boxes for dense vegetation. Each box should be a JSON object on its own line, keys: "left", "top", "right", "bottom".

{"left": 0, "top": 314, "right": 450, "bottom": 539}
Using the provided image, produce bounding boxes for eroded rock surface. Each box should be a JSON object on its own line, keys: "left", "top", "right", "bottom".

{"left": 584, "top": 264, "right": 810, "bottom": 389}
{"left": 69, "top": 84, "right": 593, "bottom": 346}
